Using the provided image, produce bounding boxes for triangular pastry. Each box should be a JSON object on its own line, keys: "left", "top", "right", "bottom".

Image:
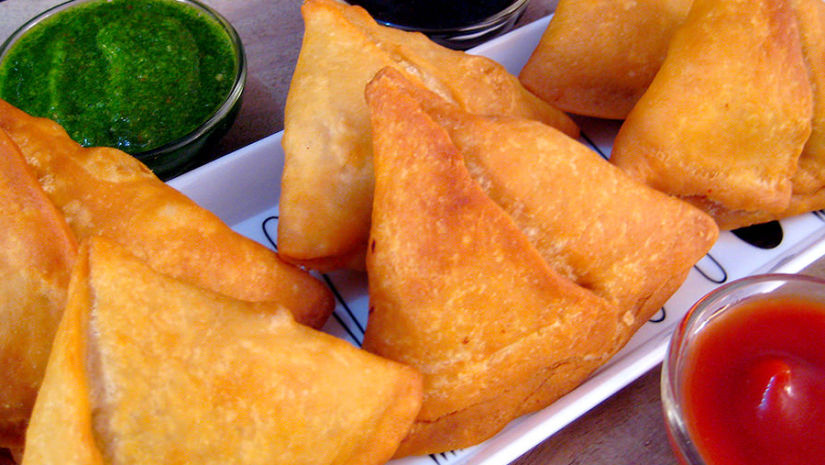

{"left": 278, "top": 0, "right": 578, "bottom": 271}
{"left": 23, "top": 237, "right": 422, "bottom": 465}
{"left": 0, "top": 99, "right": 333, "bottom": 328}
{"left": 375, "top": 68, "right": 718, "bottom": 339}
{"left": 0, "top": 129, "right": 77, "bottom": 452}
{"left": 792, "top": 0, "right": 825, "bottom": 195}
{"left": 520, "top": 0, "right": 693, "bottom": 119}
{"left": 709, "top": 0, "right": 825, "bottom": 227}
{"left": 362, "top": 68, "right": 619, "bottom": 456}
{"left": 610, "top": 0, "right": 813, "bottom": 229}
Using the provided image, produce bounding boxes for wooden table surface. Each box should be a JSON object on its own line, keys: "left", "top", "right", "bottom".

{"left": 1, "top": 1, "right": 823, "bottom": 464}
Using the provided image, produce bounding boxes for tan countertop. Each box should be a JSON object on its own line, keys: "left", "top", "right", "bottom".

{"left": 1, "top": 1, "right": 822, "bottom": 464}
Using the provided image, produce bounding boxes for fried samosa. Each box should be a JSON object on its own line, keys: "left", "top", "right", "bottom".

{"left": 693, "top": 0, "right": 825, "bottom": 228}
{"left": 519, "top": 0, "right": 693, "bottom": 119}
{"left": 0, "top": 129, "right": 77, "bottom": 453}
{"left": 371, "top": 68, "right": 718, "bottom": 339}
{"left": 792, "top": 0, "right": 825, "bottom": 195}
{"left": 0, "top": 99, "right": 333, "bottom": 328}
{"left": 23, "top": 237, "right": 422, "bottom": 465}
{"left": 610, "top": 0, "right": 813, "bottom": 229}
{"left": 704, "top": 0, "right": 825, "bottom": 228}
{"left": 362, "top": 69, "right": 620, "bottom": 456}
{"left": 278, "top": 0, "right": 578, "bottom": 271}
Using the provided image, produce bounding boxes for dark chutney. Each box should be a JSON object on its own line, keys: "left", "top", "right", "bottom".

{"left": 0, "top": 0, "right": 237, "bottom": 154}
{"left": 349, "top": 0, "right": 520, "bottom": 30}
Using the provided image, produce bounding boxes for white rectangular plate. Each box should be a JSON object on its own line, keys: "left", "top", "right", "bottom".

{"left": 168, "top": 15, "right": 825, "bottom": 465}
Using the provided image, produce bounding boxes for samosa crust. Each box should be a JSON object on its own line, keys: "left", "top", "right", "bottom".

{"left": 0, "top": 129, "right": 77, "bottom": 452}
{"left": 791, "top": 0, "right": 825, "bottom": 196}
{"left": 23, "top": 237, "right": 422, "bottom": 465}
{"left": 685, "top": 0, "right": 825, "bottom": 229}
{"left": 610, "top": 0, "right": 813, "bottom": 224}
{"left": 363, "top": 69, "right": 618, "bottom": 456}
{"left": 0, "top": 98, "right": 333, "bottom": 329}
{"left": 378, "top": 69, "right": 717, "bottom": 338}
{"left": 278, "top": 0, "right": 577, "bottom": 271}
{"left": 520, "top": 0, "right": 693, "bottom": 119}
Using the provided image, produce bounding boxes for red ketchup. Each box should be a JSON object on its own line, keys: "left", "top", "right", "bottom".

{"left": 683, "top": 296, "right": 825, "bottom": 465}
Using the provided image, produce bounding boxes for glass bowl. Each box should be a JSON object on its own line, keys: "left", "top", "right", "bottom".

{"left": 662, "top": 273, "right": 825, "bottom": 465}
{"left": 350, "top": 0, "right": 531, "bottom": 50}
{"left": 0, "top": 0, "right": 246, "bottom": 180}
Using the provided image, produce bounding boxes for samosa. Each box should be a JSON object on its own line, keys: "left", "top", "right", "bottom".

{"left": 278, "top": 0, "right": 578, "bottom": 271}
{"left": 792, "top": 0, "right": 825, "bottom": 195}
{"left": 712, "top": 0, "right": 825, "bottom": 227}
{"left": 362, "top": 68, "right": 619, "bottom": 456}
{"left": 0, "top": 129, "right": 77, "bottom": 453}
{"left": 520, "top": 0, "right": 693, "bottom": 119}
{"left": 375, "top": 68, "right": 718, "bottom": 339}
{"left": 610, "top": 0, "right": 813, "bottom": 229}
{"left": 23, "top": 237, "right": 422, "bottom": 465}
{"left": 0, "top": 98, "right": 333, "bottom": 329}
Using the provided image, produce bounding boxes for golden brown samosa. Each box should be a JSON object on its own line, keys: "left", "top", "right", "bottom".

{"left": 23, "top": 236, "right": 422, "bottom": 465}
{"left": 610, "top": 0, "right": 813, "bottom": 229}
{"left": 686, "top": 0, "right": 825, "bottom": 228}
{"left": 371, "top": 68, "right": 718, "bottom": 339}
{"left": 520, "top": 0, "right": 693, "bottom": 119}
{"left": 362, "top": 68, "right": 619, "bottom": 456}
{"left": 0, "top": 99, "right": 333, "bottom": 329}
{"left": 0, "top": 130, "right": 77, "bottom": 453}
{"left": 278, "top": 0, "right": 578, "bottom": 271}
{"left": 792, "top": 0, "right": 825, "bottom": 195}
{"left": 704, "top": 0, "right": 825, "bottom": 228}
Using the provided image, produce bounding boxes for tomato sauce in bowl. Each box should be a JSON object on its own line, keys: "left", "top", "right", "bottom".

{"left": 662, "top": 274, "right": 825, "bottom": 465}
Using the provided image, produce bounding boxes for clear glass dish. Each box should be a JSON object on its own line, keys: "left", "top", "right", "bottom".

{"left": 661, "top": 273, "right": 825, "bottom": 465}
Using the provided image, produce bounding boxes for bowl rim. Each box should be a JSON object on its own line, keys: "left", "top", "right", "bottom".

{"left": 660, "top": 272, "right": 825, "bottom": 465}
{"left": 370, "top": 0, "right": 531, "bottom": 35}
{"left": 0, "top": 0, "right": 247, "bottom": 159}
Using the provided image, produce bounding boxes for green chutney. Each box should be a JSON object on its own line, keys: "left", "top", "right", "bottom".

{"left": 0, "top": 0, "right": 237, "bottom": 154}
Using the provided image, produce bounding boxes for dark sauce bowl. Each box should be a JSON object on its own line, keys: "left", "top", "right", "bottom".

{"left": 350, "top": 0, "right": 531, "bottom": 50}
{"left": 0, "top": 0, "right": 246, "bottom": 180}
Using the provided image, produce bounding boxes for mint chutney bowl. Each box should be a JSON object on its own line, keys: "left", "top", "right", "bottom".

{"left": 0, "top": 0, "right": 247, "bottom": 179}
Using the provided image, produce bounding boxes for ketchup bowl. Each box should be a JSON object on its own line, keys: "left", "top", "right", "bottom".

{"left": 661, "top": 273, "right": 825, "bottom": 465}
